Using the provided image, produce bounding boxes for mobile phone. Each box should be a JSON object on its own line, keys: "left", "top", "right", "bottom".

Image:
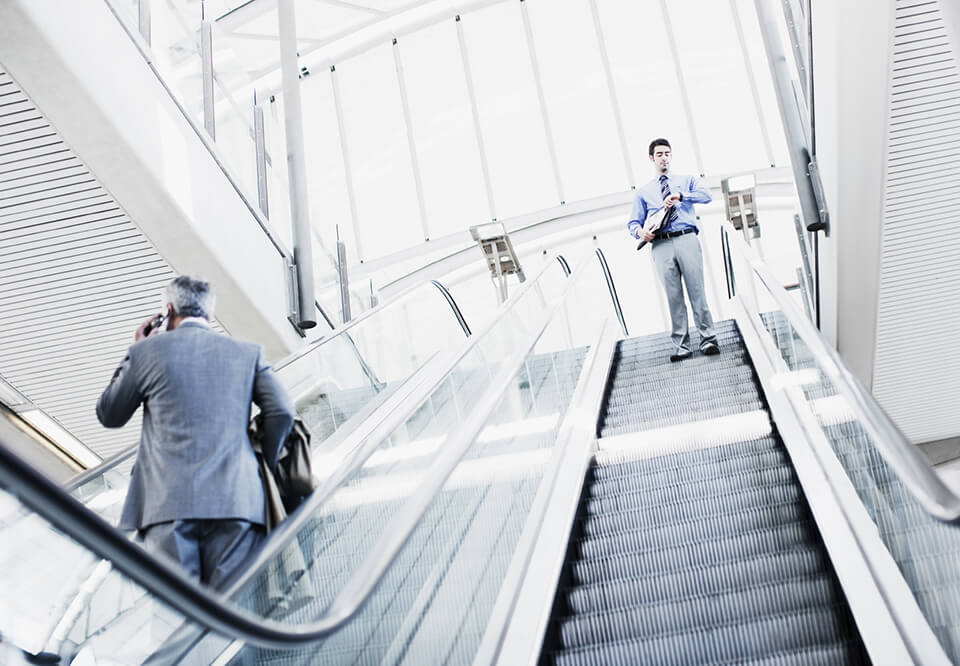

{"left": 143, "top": 313, "right": 167, "bottom": 336}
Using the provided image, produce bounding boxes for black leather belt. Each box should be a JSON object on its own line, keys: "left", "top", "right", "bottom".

{"left": 655, "top": 227, "right": 697, "bottom": 240}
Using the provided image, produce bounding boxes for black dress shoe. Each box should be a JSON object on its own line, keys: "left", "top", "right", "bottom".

{"left": 700, "top": 340, "right": 720, "bottom": 356}
{"left": 670, "top": 348, "right": 692, "bottom": 362}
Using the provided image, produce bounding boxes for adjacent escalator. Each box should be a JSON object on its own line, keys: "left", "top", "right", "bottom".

{"left": 539, "top": 321, "right": 870, "bottom": 665}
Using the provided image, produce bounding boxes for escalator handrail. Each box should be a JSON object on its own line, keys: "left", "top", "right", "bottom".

{"left": 430, "top": 279, "right": 471, "bottom": 337}
{"left": 722, "top": 221, "right": 960, "bottom": 523}
{"left": 0, "top": 250, "right": 587, "bottom": 650}
{"left": 594, "top": 248, "right": 628, "bottom": 337}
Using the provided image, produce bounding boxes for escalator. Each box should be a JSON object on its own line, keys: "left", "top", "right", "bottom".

{"left": 2, "top": 239, "right": 960, "bottom": 666}
{"left": 539, "top": 322, "right": 867, "bottom": 665}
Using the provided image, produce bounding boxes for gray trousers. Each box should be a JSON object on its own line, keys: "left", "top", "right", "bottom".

{"left": 651, "top": 232, "right": 716, "bottom": 351}
{"left": 141, "top": 519, "right": 264, "bottom": 589}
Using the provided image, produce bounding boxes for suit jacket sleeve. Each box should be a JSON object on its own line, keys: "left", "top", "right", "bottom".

{"left": 253, "top": 349, "right": 296, "bottom": 471}
{"left": 97, "top": 350, "right": 144, "bottom": 428}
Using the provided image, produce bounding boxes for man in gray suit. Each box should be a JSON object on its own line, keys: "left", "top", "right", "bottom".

{"left": 97, "top": 275, "right": 295, "bottom": 588}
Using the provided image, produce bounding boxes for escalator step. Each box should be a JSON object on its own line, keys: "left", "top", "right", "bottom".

{"left": 547, "top": 606, "right": 860, "bottom": 666}
{"left": 580, "top": 483, "right": 803, "bottom": 536}
{"left": 571, "top": 537, "right": 822, "bottom": 587}
{"left": 580, "top": 498, "right": 808, "bottom": 541}
{"left": 593, "top": 437, "right": 781, "bottom": 476}
{"left": 557, "top": 575, "right": 844, "bottom": 650}
{"left": 590, "top": 449, "right": 788, "bottom": 498}
{"left": 566, "top": 546, "right": 830, "bottom": 614}
{"left": 574, "top": 519, "right": 818, "bottom": 572}
{"left": 584, "top": 466, "right": 796, "bottom": 515}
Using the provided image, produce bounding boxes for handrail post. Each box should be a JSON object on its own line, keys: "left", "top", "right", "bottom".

{"left": 277, "top": 0, "right": 317, "bottom": 328}
{"left": 753, "top": 0, "right": 828, "bottom": 235}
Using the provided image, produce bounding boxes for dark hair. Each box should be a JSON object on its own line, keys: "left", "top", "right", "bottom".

{"left": 165, "top": 275, "right": 216, "bottom": 319}
{"left": 648, "top": 138, "right": 671, "bottom": 156}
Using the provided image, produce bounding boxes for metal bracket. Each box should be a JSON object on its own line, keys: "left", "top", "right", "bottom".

{"left": 284, "top": 256, "right": 306, "bottom": 338}
{"left": 806, "top": 156, "right": 830, "bottom": 235}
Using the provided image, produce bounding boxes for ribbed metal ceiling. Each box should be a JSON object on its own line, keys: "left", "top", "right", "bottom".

{"left": 872, "top": 0, "right": 960, "bottom": 443}
{"left": 0, "top": 67, "right": 178, "bottom": 462}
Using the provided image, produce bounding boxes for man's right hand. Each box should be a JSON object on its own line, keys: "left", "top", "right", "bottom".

{"left": 135, "top": 315, "right": 162, "bottom": 342}
{"left": 642, "top": 230, "right": 656, "bottom": 242}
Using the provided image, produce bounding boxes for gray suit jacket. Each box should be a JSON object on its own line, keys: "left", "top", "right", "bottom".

{"left": 96, "top": 322, "right": 295, "bottom": 530}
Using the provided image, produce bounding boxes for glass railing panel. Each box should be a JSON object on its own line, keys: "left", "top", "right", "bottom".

{"left": 11, "top": 260, "right": 566, "bottom": 663}
{"left": 0, "top": 486, "right": 207, "bottom": 663}
{"left": 61, "top": 277, "right": 483, "bottom": 524}
{"left": 217, "top": 252, "right": 604, "bottom": 665}
{"left": 742, "top": 262, "right": 960, "bottom": 662}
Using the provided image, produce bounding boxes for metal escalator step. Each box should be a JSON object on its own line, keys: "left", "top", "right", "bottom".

{"left": 593, "top": 437, "right": 780, "bottom": 477}
{"left": 580, "top": 497, "right": 808, "bottom": 542}
{"left": 607, "top": 363, "right": 752, "bottom": 391}
{"left": 579, "top": 483, "right": 803, "bottom": 536}
{"left": 566, "top": 546, "right": 830, "bottom": 614}
{"left": 575, "top": 518, "right": 816, "bottom": 569}
{"left": 571, "top": 529, "right": 822, "bottom": 586}
{"left": 590, "top": 449, "right": 788, "bottom": 498}
{"left": 585, "top": 466, "right": 795, "bottom": 515}
{"left": 547, "top": 605, "right": 859, "bottom": 666}
{"left": 733, "top": 641, "right": 868, "bottom": 666}
{"left": 609, "top": 355, "right": 751, "bottom": 379}
{"left": 557, "top": 574, "right": 844, "bottom": 650}
{"left": 603, "top": 393, "right": 765, "bottom": 418}
{"left": 600, "top": 404, "right": 767, "bottom": 436}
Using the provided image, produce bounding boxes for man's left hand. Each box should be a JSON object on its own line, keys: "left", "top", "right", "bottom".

{"left": 664, "top": 193, "right": 681, "bottom": 208}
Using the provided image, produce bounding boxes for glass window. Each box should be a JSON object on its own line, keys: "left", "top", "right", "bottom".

{"left": 525, "top": 0, "right": 628, "bottom": 201}
{"left": 734, "top": 0, "right": 791, "bottom": 167}
{"left": 668, "top": 0, "right": 770, "bottom": 174}
{"left": 335, "top": 42, "right": 423, "bottom": 261}
{"left": 300, "top": 73, "right": 356, "bottom": 279}
{"left": 594, "top": 0, "right": 699, "bottom": 181}
{"left": 461, "top": 3, "right": 558, "bottom": 220}
{"left": 399, "top": 21, "right": 491, "bottom": 239}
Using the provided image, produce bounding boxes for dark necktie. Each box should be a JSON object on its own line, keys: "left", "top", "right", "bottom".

{"left": 660, "top": 175, "right": 677, "bottom": 228}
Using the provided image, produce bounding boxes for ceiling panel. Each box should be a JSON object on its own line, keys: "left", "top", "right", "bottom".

{"left": 0, "top": 68, "right": 180, "bottom": 463}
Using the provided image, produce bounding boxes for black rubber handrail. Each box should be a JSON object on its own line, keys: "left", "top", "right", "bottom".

{"left": 595, "top": 248, "right": 628, "bottom": 337}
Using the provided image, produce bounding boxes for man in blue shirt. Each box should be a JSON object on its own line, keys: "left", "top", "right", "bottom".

{"left": 629, "top": 138, "right": 719, "bottom": 361}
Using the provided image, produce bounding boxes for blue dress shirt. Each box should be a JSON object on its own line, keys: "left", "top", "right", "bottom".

{"left": 628, "top": 173, "right": 712, "bottom": 239}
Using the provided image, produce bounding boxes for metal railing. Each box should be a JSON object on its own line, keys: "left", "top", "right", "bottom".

{"left": 0, "top": 249, "right": 589, "bottom": 652}
{"left": 721, "top": 219, "right": 960, "bottom": 523}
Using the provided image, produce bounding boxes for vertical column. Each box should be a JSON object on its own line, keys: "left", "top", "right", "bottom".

{"left": 393, "top": 37, "right": 431, "bottom": 240}
{"left": 519, "top": 0, "right": 565, "bottom": 204}
{"left": 330, "top": 64, "right": 365, "bottom": 261}
{"left": 138, "top": 0, "right": 151, "bottom": 45}
{"left": 200, "top": 4, "right": 216, "bottom": 139}
{"left": 659, "top": 0, "right": 705, "bottom": 175}
{"left": 588, "top": 0, "right": 635, "bottom": 187}
{"left": 278, "top": 0, "right": 316, "bottom": 328}
{"left": 456, "top": 15, "right": 497, "bottom": 221}
{"left": 253, "top": 94, "right": 269, "bottom": 218}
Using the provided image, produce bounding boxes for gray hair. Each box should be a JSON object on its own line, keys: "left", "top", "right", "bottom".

{"left": 165, "top": 275, "right": 216, "bottom": 319}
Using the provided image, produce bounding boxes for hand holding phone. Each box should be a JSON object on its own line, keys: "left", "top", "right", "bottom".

{"left": 137, "top": 313, "right": 167, "bottom": 341}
